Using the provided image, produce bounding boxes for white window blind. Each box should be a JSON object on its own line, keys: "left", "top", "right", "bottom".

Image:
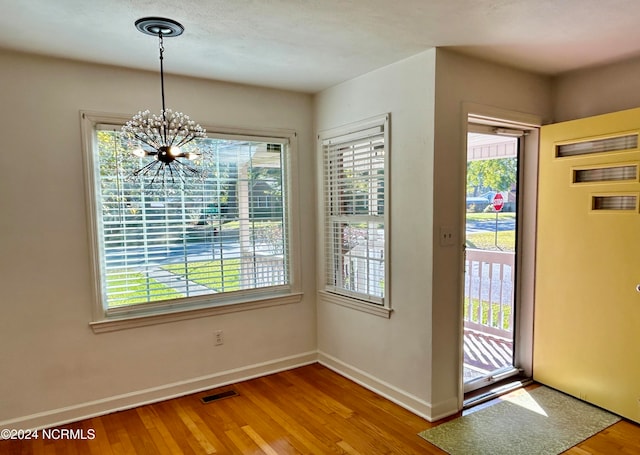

{"left": 556, "top": 134, "right": 638, "bottom": 157}
{"left": 573, "top": 165, "right": 637, "bottom": 183}
{"left": 592, "top": 195, "right": 637, "bottom": 211}
{"left": 321, "top": 115, "right": 388, "bottom": 304}
{"left": 93, "top": 125, "right": 290, "bottom": 311}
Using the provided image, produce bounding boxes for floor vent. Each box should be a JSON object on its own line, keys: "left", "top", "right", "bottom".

{"left": 200, "top": 389, "right": 239, "bottom": 404}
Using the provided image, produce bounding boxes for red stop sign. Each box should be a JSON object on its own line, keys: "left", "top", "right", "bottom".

{"left": 492, "top": 193, "right": 504, "bottom": 211}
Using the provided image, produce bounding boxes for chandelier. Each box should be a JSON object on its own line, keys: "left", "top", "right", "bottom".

{"left": 122, "top": 17, "right": 206, "bottom": 185}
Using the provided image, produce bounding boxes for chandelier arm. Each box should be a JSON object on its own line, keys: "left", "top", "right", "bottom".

{"left": 160, "top": 163, "right": 167, "bottom": 185}
{"left": 133, "top": 160, "right": 160, "bottom": 177}
{"left": 131, "top": 132, "right": 162, "bottom": 151}
{"left": 150, "top": 162, "right": 166, "bottom": 186}
{"left": 177, "top": 166, "right": 190, "bottom": 185}
{"left": 167, "top": 162, "right": 180, "bottom": 185}
{"left": 175, "top": 135, "right": 198, "bottom": 148}
{"left": 174, "top": 159, "right": 200, "bottom": 175}
{"left": 169, "top": 131, "right": 186, "bottom": 148}
{"left": 164, "top": 163, "right": 177, "bottom": 186}
{"left": 187, "top": 164, "right": 200, "bottom": 175}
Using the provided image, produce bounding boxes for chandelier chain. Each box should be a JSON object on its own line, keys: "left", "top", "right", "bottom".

{"left": 158, "top": 33, "right": 168, "bottom": 144}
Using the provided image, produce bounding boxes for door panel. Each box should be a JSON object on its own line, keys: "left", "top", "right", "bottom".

{"left": 535, "top": 107, "right": 640, "bottom": 423}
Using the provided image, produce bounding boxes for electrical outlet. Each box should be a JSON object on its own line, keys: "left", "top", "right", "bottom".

{"left": 214, "top": 330, "right": 224, "bottom": 346}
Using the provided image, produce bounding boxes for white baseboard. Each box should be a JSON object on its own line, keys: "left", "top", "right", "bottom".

{"left": 318, "top": 351, "right": 458, "bottom": 422}
{"left": 0, "top": 351, "right": 318, "bottom": 432}
{"left": 429, "top": 396, "right": 462, "bottom": 422}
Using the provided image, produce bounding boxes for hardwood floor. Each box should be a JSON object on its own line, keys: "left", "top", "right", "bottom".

{"left": 1, "top": 363, "right": 639, "bottom": 454}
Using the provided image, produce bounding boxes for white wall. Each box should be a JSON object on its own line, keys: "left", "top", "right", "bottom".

{"left": 315, "top": 48, "right": 553, "bottom": 421}
{"left": 0, "top": 50, "right": 316, "bottom": 428}
{"left": 315, "top": 50, "right": 438, "bottom": 418}
{"left": 0, "top": 43, "right": 572, "bottom": 428}
{"left": 432, "top": 49, "right": 552, "bottom": 411}
{"left": 554, "top": 55, "right": 640, "bottom": 121}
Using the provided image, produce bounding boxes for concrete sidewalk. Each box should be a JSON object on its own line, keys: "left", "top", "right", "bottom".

{"left": 144, "top": 267, "right": 215, "bottom": 297}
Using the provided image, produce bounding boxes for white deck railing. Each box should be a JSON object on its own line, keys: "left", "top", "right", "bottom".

{"left": 241, "top": 252, "right": 286, "bottom": 289}
{"left": 464, "top": 248, "right": 515, "bottom": 338}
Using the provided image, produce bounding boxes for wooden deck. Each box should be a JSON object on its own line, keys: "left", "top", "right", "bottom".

{"left": 464, "top": 328, "right": 513, "bottom": 380}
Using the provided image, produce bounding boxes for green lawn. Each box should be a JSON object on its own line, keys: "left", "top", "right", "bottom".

{"left": 466, "top": 212, "right": 516, "bottom": 222}
{"left": 105, "top": 259, "right": 242, "bottom": 307}
{"left": 466, "top": 212, "right": 516, "bottom": 251}
{"left": 466, "top": 231, "right": 515, "bottom": 251}
{"left": 464, "top": 298, "right": 512, "bottom": 331}
{"left": 107, "top": 270, "right": 183, "bottom": 307}
{"left": 162, "top": 259, "right": 241, "bottom": 292}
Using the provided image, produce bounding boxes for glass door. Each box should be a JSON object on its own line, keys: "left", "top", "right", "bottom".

{"left": 463, "top": 125, "right": 521, "bottom": 393}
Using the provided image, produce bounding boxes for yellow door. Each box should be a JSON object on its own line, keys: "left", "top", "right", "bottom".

{"left": 535, "top": 107, "right": 640, "bottom": 423}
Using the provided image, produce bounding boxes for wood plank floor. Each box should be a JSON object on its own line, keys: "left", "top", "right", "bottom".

{"left": 1, "top": 363, "right": 639, "bottom": 454}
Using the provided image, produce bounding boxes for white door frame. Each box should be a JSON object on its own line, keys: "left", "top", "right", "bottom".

{"left": 460, "top": 103, "right": 541, "bottom": 404}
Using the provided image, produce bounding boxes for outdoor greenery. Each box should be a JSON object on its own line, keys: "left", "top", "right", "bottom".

{"left": 468, "top": 213, "right": 515, "bottom": 220}
{"left": 251, "top": 221, "right": 285, "bottom": 255}
{"left": 105, "top": 258, "right": 250, "bottom": 307}
{"left": 162, "top": 259, "right": 241, "bottom": 292}
{"left": 466, "top": 158, "right": 516, "bottom": 195}
{"left": 466, "top": 212, "right": 516, "bottom": 251}
{"left": 106, "top": 270, "right": 183, "bottom": 306}
{"left": 465, "top": 297, "right": 512, "bottom": 331}
{"left": 466, "top": 231, "right": 515, "bottom": 251}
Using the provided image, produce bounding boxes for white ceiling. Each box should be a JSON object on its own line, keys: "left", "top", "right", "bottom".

{"left": 2, "top": 0, "right": 640, "bottom": 93}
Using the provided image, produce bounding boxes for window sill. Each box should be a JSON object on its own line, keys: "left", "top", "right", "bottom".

{"left": 318, "top": 290, "right": 392, "bottom": 318}
{"left": 90, "top": 292, "right": 303, "bottom": 333}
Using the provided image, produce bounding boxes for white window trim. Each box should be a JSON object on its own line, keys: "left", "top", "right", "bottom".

{"left": 317, "top": 113, "right": 391, "bottom": 316}
{"left": 80, "top": 111, "right": 303, "bottom": 332}
{"left": 317, "top": 289, "right": 392, "bottom": 318}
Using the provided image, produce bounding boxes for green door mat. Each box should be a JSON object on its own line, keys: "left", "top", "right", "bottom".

{"left": 418, "top": 386, "right": 620, "bottom": 455}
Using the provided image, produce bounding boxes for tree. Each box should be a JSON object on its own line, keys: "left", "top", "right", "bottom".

{"left": 466, "top": 158, "right": 516, "bottom": 195}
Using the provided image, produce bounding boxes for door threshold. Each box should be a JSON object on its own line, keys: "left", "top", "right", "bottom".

{"left": 463, "top": 376, "right": 532, "bottom": 410}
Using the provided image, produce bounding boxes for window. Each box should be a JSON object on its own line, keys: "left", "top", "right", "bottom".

{"left": 82, "top": 112, "right": 299, "bottom": 327}
{"left": 320, "top": 114, "right": 389, "bottom": 306}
